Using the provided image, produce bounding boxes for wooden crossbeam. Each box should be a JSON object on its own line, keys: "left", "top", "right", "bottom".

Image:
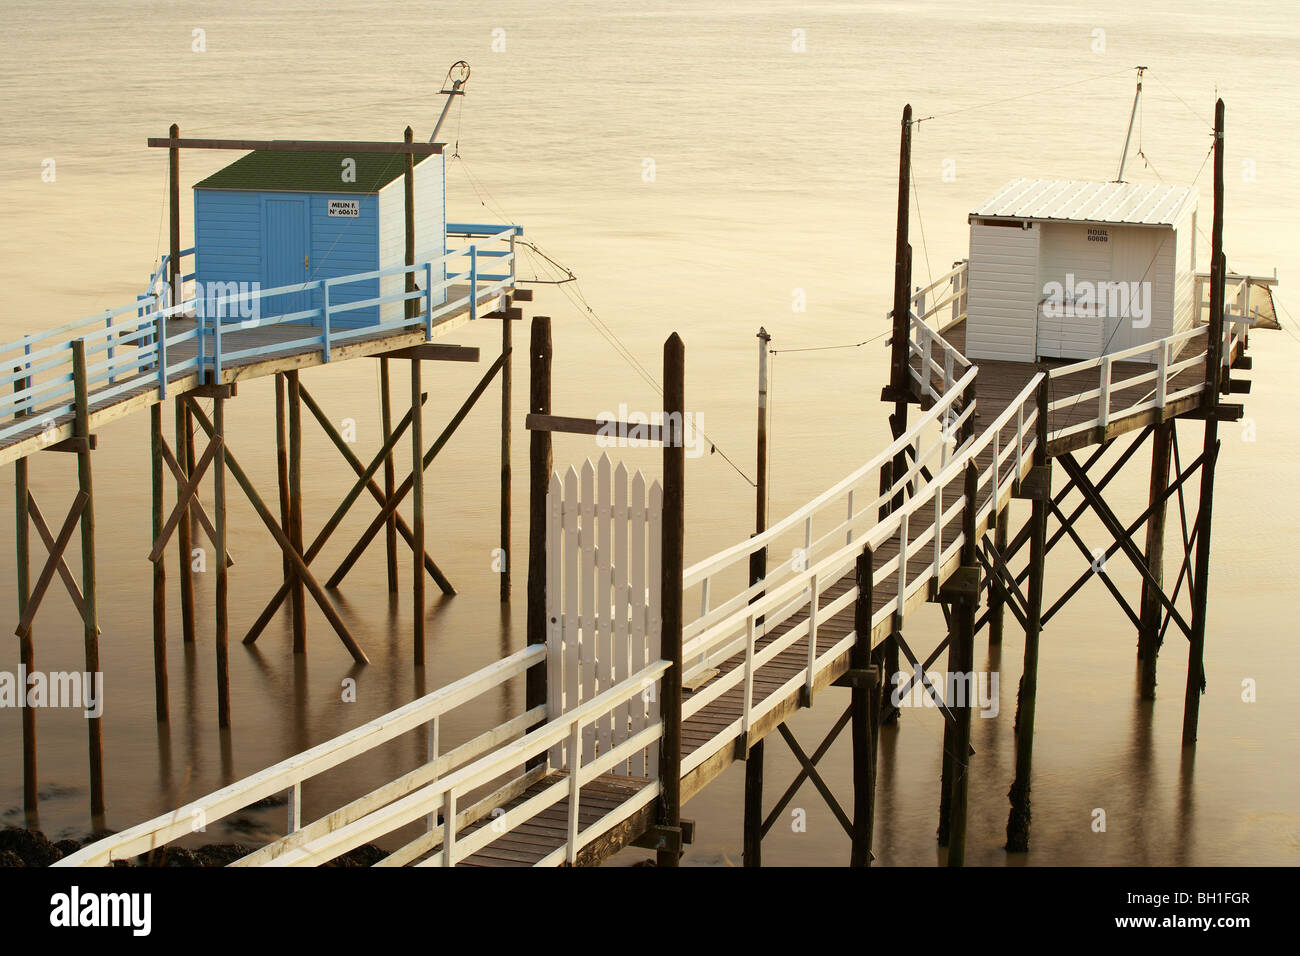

{"left": 1061, "top": 451, "right": 1199, "bottom": 639}
{"left": 975, "top": 545, "right": 1030, "bottom": 634}
{"left": 243, "top": 392, "right": 427, "bottom": 645}
{"left": 15, "top": 492, "right": 89, "bottom": 640}
{"left": 158, "top": 439, "right": 233, "bottom": 567}
{"left": 890, "top": 630, "right": 961, "bottom": 726}
{"left": 187, "top": 399, "right": 368, "bottom": 664}
{"left": 326, "top": 351, "right": 507, "bottom": 589}
{"left": 774, "top": 721, "right": 854, "bottom": 840}
{"left": 40, "top": 435, "right": 97, "bottom": 453}
{"left": 1043, "top": 449, "right": 1208, "bottom": 637}
{"left": 25, "top": 493, "right": 95, "bottom": 630}
{"left": 525, "top": 414, "right": 668, "bottom": 443}
{"left": 148, "top": 435, "right": 221, "bottom": 563}
{"left": 1006, "top": 430, "right": 1147, "bottom": 592}
{"left": 1043, "top": 498, "right": 1144, "bottom": 633}
{"left": 297, "top": 384, "right": 452, "bottom": 594}
{"left": 760, "top": 704, "right": 853, "bottom": 840}
{"left": 147, "top": 137, "right": 443, "bottom": 155}
{"left": 377, "top": 344, "right": 480, "bottom": 363}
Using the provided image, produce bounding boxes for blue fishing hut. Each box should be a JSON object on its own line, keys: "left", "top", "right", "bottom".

{"left": 193, "top": 149, "right": 445, "bottom": 325}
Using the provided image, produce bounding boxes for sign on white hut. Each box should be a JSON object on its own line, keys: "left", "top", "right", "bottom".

{"left": 963, "top": 179, "right": 1198, "bottom": 362}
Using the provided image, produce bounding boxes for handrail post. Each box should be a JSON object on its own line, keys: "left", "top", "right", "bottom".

{"left": 469, "top": 246, "right": 478, "bottom": 321}
{"left": 845, "top": 489, "right": 854, "bottom": 545}
{"left": 566, "top": 720, "right": 582, "bottom": 864}
{"left": 425, "top": 261, "right": 434, "bottom": 339}
{"left": 803, "top": 574, "right": 819, "bottom": 703}
{"left": 157, "top": 302, "right": 168, "bottom": 400}
{"left": 321, "top": 280, "right": 331, "bottom": 363}
{"left": 897, "top": 511, "right": 909, "bottom": 619}
{"left": 441, "top": 790, "right": 457, "bottom": 867}
{"left": 742, "top": 615, "right": 756, "bottom": 735}
{"left": 1098, "top": 354, "right": 1111, "bottom": 427}
{"left": 1156, "top": 338, "right": 1168, "bottom": 408}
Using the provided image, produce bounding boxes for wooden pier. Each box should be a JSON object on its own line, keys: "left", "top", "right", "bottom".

{"left": 33, "top": 100, "right": 1279, "bottom": 866}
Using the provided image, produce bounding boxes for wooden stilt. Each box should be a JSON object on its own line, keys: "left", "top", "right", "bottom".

{"left": 743, "top": 738, "right": 764, "bottom": 867}
{"left": 287, "top": 370, "right": 306, "bottom": 654}
{"left": 13, "top": 372, "right": 37, "bottom": 817}
{"left": 657, "top": 332, "right": 686, "bottom": 868}
{"left": 379, "top": 357, "right": 399, "bottom": 592}
{"left": 70, "top": 342, "right": 104, "bottom": 816}
{"left": 188, "top": 399, "right": 368, "bottom": 664}
{"left": 175, "top": 397, "right": 195, "bottom": 644}
{"left": 275, "top": 374, "right": 292, "bottom": 594}
{"left": 988, "top": 508, "right": 1009, "bottom": 646}
{"left": 1184, "top": 100, "right": 1227, "bottom": 747}
{"left": 525, "top": 317, "right": 552, "bottom": 765}
{"left": 499, "top": 296, "right": 512, "bottom": 602}
{"left": 946, "top": 462, "right": 979, "bottom": 867}
{"left": 326, "top": 354, "right": 505, "bottom": 590}
{"left": 411, "top": 359, "right": 426, "bottom": 665}
{"left": 850, "top": 545, "right": 878, "bottom": 867}
{"left": 150, "top": 404, "right": 169, "bottom": 720}
{"left": 1139, "top": 420, "right": 1173, "bottom": 699}
{"left": 743, "top": 329, "right": 771, "bottom": 868}
{"left": 213, "top": 394, "right": 231, "bottom": 728}
{"left": 1007, "top": 374, "right": 1050, "bottom": 851}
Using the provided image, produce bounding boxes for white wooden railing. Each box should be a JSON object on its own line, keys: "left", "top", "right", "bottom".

{"left": 56, "top": 644, "right": 545, "bottom": 866}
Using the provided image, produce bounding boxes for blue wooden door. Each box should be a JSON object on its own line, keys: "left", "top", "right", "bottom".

{"left": 263, "top": 198, "right": 310, "bottom": 320}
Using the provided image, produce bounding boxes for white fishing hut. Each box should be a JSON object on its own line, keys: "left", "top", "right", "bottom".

{"left": 963, "top": 179, "right": 1199, "bottom": 362}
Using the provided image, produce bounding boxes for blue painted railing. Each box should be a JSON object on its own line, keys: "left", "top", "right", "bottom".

{"left": 0, "top": 225, "right": 521, "bottom": 445}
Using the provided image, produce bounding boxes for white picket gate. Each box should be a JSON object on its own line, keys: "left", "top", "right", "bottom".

{"left": 546, "top": 455, "right": 663, "bottom": 778}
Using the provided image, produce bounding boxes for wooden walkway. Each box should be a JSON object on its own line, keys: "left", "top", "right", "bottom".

{"left": 0, "top": 283, "right": 497, "bottom": 467}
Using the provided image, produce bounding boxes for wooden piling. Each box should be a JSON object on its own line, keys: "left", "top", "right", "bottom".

{"left": 411, "top": 358, "right": 426, "bottom": 665}
{"left": 743, "top": 329, "right": 771, "bottom": 867}
{"left": 13, "top": 372, "right": 37, "bottom": 816}
{"left": 988, "top": 508, "right": 1009, "bottom": 646}
{"left": 275, "top": 374, "right": 292, "bottom": 593}
{"left": 946, "top": 462, "right": 979, "bottom": 867}
{"left": 499, "top": 294, "right": 512, "bottom": 602}
{"left": 1184, "top": 99, "right": 1228, "bottom": 747}
{"left": 70, "top": 341, "right": 104, "bottom": 816}
{"left": 175, "top": 398, "right": 195, "bottom": 644}
{"left": 525, "top": 317, "right": 553, "bottom": 763}
{"left": 150, "top": 404, "right": 169, "bottom": 720}
{"left": 213, "top": 394, "right": 231, "bottom": 728}
{"left": 379, "top": 358, "right": 399, "bottom": 592}
{"left": 850, "top": 545, "right": 877, "bottom": 867}
{"left": 743, "top": 738, "right": 764, "bottom": 867}
{"left": 287, "top": 370, "right": 306, "bottom": 653}
{"left": 657, "top": 332, "right": 686, "bottom": 867}
{"left": 1138, "top": 420, "right": 1173, "bottom": 699}
{"left": 1007, "top": 374, "right": 1050, "bottom": 851}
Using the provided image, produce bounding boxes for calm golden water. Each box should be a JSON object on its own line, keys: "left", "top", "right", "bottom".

{"left": 1, "top": 0, "right": 1297, "bottom": 865}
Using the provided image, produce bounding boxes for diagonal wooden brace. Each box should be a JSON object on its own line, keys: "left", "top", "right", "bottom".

{"left": 760, "top": 704, "right": 853, "bottom": 839}
{"left": 16, "top": 491, "right": 89, "bottom": 640}
{"left": 25, "top": 492, "right": 95, "bottom": 631}
{"left": 159, "top": 438, "right": 233, "bottom": 567}
{"left": 187, "top": 398, "right": 368, "bottom": 664}
{"left": 148, "top": 434, "right": 221, "bottom": 563}
{"left": 1059, "top": 452, "right": 1196, "bottom": 639}
{"left": 326, "top": 351, "right": 508, "bottom": 590}
{"left": 242, "top": 394, "right": 424, "bottom": 645}
{"left": 297, "top": 384, "right": 453, "bottom": 595}
{"left": 775, "top": 722, "right": 854, "bottom": 840}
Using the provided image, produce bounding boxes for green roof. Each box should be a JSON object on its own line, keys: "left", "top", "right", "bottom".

{"left": 194, "top": 150, "right": 434, "bottom": 193}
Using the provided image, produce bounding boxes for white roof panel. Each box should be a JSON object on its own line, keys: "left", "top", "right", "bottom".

{"left": 971, "top": 179, "right": 1196, "bottom": 227}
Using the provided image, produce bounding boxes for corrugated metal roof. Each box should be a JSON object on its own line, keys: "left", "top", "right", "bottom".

{"left": 971, "top": 179, "right": 1196, "bottom": 227}
{"left": 195, "top": 150, "right": 433, "bottom": 193}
